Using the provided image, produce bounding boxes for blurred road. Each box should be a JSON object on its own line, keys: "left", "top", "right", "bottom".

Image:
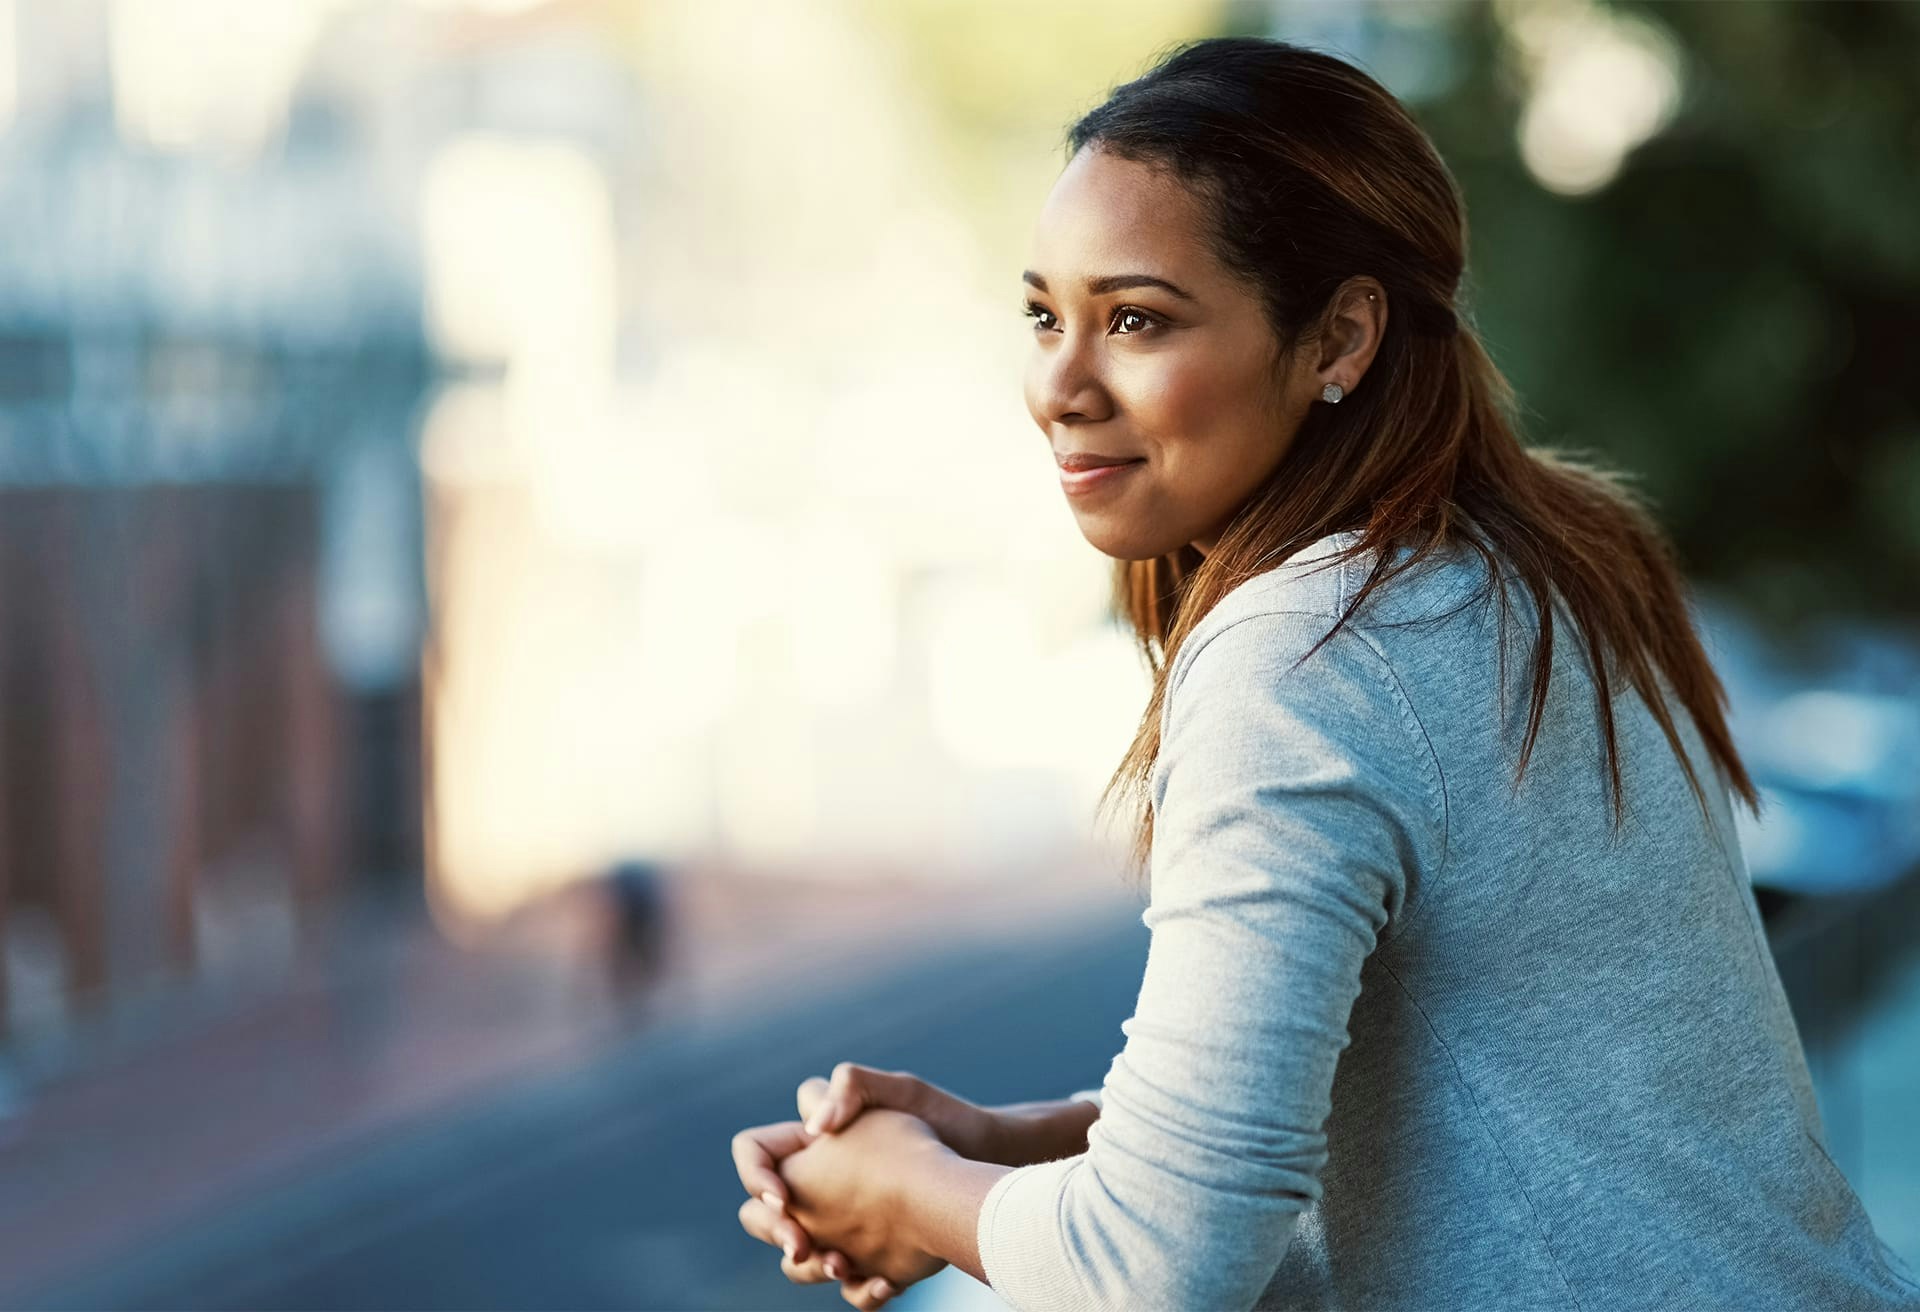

{"left": 12, "top": 890, "right": 1148, "bottom": 1312}
{"left": 11, "top": 868, "right": 1916, "bottom": 1311}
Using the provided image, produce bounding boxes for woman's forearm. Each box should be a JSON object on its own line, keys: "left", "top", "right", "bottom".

{"left": 979, "top": 1097, "right": 1100, "bottom": 1167}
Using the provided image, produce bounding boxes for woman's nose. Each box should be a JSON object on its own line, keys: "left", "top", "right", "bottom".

{"left": 1030, "top": 337, "right": 1112, "bottom": 426}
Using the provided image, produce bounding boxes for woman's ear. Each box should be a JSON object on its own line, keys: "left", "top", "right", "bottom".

{"left": 1315, "top": 279, "right": 1388, "bottom": 396}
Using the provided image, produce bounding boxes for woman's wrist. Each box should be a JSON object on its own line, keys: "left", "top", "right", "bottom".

{"left": 891, "top": 1134, "right": 1006, "bottom": 1285}
{"left": 976, "top": 1096, "right": 1101, "bottom": 1167}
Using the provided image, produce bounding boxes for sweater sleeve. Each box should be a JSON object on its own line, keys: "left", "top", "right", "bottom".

{"left": 976, "top": 609, "right": 1446, "bottom": 1312}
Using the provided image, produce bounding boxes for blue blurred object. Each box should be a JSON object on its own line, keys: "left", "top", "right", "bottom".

{"left": 1694, "top": 596, "right": 1920, "bottom": 895}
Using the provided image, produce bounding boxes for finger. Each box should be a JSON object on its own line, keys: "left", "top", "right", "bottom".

{"left": 813, "top": 1062, "right": 926, "bottom": 1135}
{"left": 731, "top": 1122, "right": 809, "bottom": 1210}
{"left": 804, "top": 1062, "right": 873, "bottom": 1135}
{"left": 736, "top": 1195, "right": 816, "bottom": 1265}
{"left": 809, "top": 1062, "right": 864, "bottom": 1135}
{"left": 842, "top": 1274, "right": 898, "bottom": 1310}
{"left": 796, "top": 1075, "right": 832, "bottom": 1128}
{"left": 780, "top": 1249, "right": 840, "bottom": 1286}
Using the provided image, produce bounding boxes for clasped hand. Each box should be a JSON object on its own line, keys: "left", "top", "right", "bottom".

{"left": 730, "top": 1064, "right": 988, "bottom": 1309}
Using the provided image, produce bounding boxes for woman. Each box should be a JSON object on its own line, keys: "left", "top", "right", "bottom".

{"left": 728, "top": 36, "right": 1920, "bottom": 1312}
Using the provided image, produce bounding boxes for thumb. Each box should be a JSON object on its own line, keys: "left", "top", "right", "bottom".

{"left": 806, "top": 1063, "right": 923, "bottom": 1136}
{"left": 796, "top": 1076, "right": 832, "bottom": 1131}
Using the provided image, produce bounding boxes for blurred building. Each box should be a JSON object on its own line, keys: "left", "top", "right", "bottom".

{"left": 0, "top": 1, "right": 431, "bottom": 1036}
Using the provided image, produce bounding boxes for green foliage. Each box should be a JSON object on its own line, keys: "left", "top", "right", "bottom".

{"left": 1424, "top": 0, "right": 1920, "bottom": 626}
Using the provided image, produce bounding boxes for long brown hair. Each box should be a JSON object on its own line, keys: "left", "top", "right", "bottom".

{"left": 1076, "top": 37, "right": 1763, "bottom": 878}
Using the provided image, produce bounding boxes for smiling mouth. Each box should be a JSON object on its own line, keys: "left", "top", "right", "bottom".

{"left": 1058, "top": 458, "right": 1146, "bottom": 496}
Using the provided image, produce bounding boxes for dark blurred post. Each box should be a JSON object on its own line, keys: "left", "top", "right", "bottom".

{"left": 601, "top": 858, "right": 674, "bottom": 1021}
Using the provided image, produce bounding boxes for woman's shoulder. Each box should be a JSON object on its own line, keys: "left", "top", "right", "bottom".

{"left": 1170, "top": 529, "right": 1507, "bottom": 718}
{"left": 1168, "top": 531, "right": 1376, "bottom": 693}
{"left": 1194, "top": 530, "right": 1360, "bottom": 631}
{"left": 1155, "top": 532, "right": 1451, "bottom": 855}
{"left": 1188, "top": 530, "right": 1498, "bottom": 650}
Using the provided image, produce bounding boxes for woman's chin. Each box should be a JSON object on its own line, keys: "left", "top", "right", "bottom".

{"left": 1075, "top": 516, "right": 1186, "bottom": 562}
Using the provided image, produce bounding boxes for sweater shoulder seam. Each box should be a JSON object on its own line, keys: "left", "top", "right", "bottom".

{"left": 1163, "top": 605, "right": 1450, "bottom": 945}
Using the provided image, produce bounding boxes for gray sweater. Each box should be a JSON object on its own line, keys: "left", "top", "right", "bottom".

{"left": 977, "top": 530, "right": 1920, "bottom": 1311}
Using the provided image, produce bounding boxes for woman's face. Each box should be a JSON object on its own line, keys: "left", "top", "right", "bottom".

{"left": 1021, "top": 146, "right": 1340, "bottom": 560}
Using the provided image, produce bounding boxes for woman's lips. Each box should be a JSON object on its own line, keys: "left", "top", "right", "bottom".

{"left": 1059, "top": 458, "right": 1146, "bottom": 496}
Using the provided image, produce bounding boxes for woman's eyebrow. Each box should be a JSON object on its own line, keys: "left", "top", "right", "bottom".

{"left": 1022, "top": 270, "right": 1196, "bottom": 302}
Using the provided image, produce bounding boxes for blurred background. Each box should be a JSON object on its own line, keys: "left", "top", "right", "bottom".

{"left": 0, "top": 0, "right": 1914, "bottom": 1308}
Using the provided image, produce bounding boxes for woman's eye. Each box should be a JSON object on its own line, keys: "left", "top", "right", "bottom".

{"left": 1022, "top": 302, "right": 1161, "bottom": 336}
